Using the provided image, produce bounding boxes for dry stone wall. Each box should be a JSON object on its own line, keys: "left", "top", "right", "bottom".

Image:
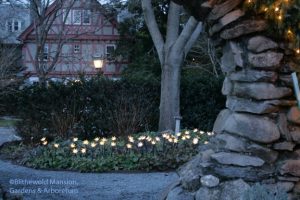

{"left": 165, "top": 0, "right": 300, "bottom": 199}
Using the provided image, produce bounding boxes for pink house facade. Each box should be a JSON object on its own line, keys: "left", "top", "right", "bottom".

{"left": 19, "top": 0, "right": 126, "bottom": 81}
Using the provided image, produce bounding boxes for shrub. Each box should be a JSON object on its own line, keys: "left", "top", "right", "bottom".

{"left": 242, "top": 183, "right": 288, "bottom": 200}
{"left": 14, "top": 77, "right": 160, "bottom": 142}
{"left": 181, "top": 69, "right": 225, "bottom": 131}
{"left": 20, "top": 130, "right": 210, "bottom": 172}
{"left": 7, "top": 68, "right": 224, "bottom": 141}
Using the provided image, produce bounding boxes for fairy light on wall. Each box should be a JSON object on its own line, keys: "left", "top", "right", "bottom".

{"left": 245, "top": 0, "right": 300, "bottom": 54}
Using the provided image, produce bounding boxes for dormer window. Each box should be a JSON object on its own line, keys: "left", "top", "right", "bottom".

{"left": 63, "top": 9, "right": 91, "bottom": 25}
{"left": 6, "top": 19, "right": 21, "bottom": 32}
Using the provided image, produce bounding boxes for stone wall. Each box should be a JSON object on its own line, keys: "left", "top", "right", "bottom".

{"left": 165, "top": 0, "right": 300, "bottom": 199}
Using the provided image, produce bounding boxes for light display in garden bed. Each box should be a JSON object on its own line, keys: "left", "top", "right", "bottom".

{"left": 21, "top": 130, "right": 213, "bottom": 172}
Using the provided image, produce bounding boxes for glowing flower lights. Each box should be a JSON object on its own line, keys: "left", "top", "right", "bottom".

{"left": 138, "top": 142, "right": 143, "bottom": 147}
{"left": 111, "top": 142, "right": 116, "bottom": 147}
{"left": 81, "top": 148, "right": 87, "bottom": 154}
{"left": 91, "top": 142, "right": 97, "bottom": 148}
{"left": 193, "top": 138, "right": 199, "bottom": 145}
{"left": 72, "top": 149, "right": 78, "bottom": 154}
{"left": 38, "top": 129, "right": 212, "bottom": 159}
{"left": 70, "top": 143, "right": 76, "bottom": 148}
{"left": 83, "top": 140, "right": 89, "bottom": 145}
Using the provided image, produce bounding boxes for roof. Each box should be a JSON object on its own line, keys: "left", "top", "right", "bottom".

{"left": 0, "top": 3, "right": 30, "bottom": 44}
{"left": 19, "top": 0, "right": 119, "bottom": 42}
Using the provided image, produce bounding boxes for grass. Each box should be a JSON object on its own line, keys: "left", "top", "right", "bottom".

{"left": 0, "top": 119, "right": 20, "bottom": 127}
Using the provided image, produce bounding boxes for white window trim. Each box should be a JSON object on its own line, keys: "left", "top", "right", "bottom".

{"left": 6, "top": 19, "right": 21, "bottom": 32}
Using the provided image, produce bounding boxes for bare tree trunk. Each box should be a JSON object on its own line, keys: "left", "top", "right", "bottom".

{"left": 141, "top": 0, "right": 203, "bottom": 131}
{"left": 159, "top": 60, "right": 181, "bottom": 130}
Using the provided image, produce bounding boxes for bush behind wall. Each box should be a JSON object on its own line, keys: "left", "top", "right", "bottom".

{"left": 3, "top": 70, "right": 224, "bottom": 142}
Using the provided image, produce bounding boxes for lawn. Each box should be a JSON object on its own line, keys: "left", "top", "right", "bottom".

{"left": 0, "top": 119, "right": 20, "bottom": 127}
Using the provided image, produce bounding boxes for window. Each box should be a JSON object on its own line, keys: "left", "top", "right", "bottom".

{"left": 83, "top": 10, "right": 91, "bottom": 25}
{"left": 6, "top": 19, "right": 21, "bottom": 32}
{"left": 43, "top": 45, "right": 49, "bottom": 61}
{"left": 73, "top": 10, "right": 81, "bottom": 25}
{"left": 74, "top": 45, "right": 80, "bottom": 53}
{"left": 7, "top": 21, "right": 12, "bottom": 32}
{"left": 106, "top": 45, "right": 116, "bottom": 60}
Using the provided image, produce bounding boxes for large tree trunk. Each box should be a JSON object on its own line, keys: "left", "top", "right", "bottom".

{"left": 141, "top": 0, "right": 203, "bottom": 132}
{"left": 159, "top": 60, "right": 181, "bottom": 131}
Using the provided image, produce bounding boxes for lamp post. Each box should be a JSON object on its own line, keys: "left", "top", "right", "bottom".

{"left": 174, "top": 116, "right": 182, "bottom": 135}
{"left": 93, "top": 54, "right": 105, "bottom": 74}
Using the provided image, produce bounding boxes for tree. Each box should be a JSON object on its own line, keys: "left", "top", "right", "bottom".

{"left": 28, "top": 0, "right": 75, "bottom": 84}
{"left": 141, "top": 0, "right": 203, "bottom": 131}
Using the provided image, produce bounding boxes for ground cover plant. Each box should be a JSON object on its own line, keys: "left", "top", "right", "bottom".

{"left": 1, "top": 129, "right": 212, "bottom": 172}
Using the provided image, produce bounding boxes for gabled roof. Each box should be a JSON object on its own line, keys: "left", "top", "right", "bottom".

{"left": 19, "top": 0, "right": 118, "bottom": 42}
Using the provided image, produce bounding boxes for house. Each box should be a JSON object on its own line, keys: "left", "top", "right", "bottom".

{"left": 19, "top": 0, "right": 126, "bottom": 81}
{"left": 0, "top": 1, "right": 30, "bottom": 67}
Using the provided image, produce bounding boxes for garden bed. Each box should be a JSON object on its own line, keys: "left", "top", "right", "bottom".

{"left": 0, "top": 130, "right": 212, "bottom": 172}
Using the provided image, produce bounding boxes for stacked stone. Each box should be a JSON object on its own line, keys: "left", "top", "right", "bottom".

{"left": 165, "top": 0, "right": 300, "bottom": 199}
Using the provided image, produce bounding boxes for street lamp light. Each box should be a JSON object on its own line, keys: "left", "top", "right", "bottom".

{"left": 93, "top": 54, "right": 105, "bottom": 69}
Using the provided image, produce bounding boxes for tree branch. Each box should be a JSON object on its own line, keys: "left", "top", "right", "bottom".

{"left": 165, "top": 2, "right": 181, "bottom": 49}
{"left": 184, "top": 22, "right": 202, "bottom": 57}
{"left": 141, "top": 0, "right": 164, "bottom": 65}
{"left": 173, "top": 16, "right": 198, "bottom": 54}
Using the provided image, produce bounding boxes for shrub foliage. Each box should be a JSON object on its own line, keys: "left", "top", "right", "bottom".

{"left": 2, "top": 69, "right": 224, "bottom": 142}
